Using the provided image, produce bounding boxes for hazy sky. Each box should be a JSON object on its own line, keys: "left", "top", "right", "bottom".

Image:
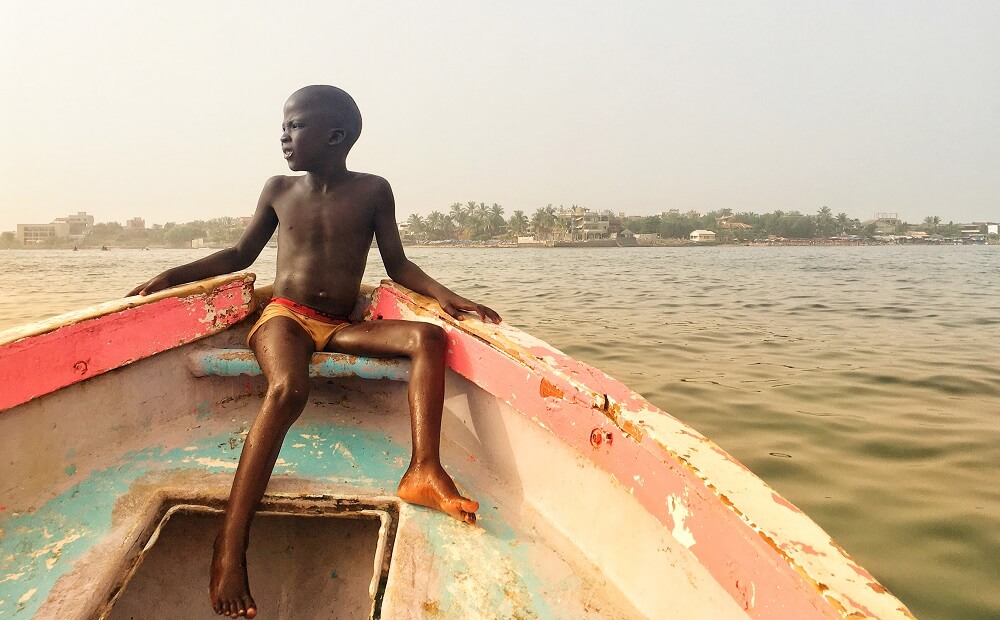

{"left": 2, "top": 1, "right": 997, "bottom": 232}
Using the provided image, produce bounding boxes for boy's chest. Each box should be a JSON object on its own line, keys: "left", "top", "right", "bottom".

{"left": 273, "top": 195, "right": 375, "bottom": 240}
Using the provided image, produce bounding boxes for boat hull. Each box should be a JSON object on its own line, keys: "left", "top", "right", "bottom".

{"left": 0, "top": 274, "right": 913, "bottom": 619}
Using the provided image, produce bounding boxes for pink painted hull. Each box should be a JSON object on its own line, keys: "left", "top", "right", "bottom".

{"left": 0, "top": 274, "right": 913, "bottom": 619}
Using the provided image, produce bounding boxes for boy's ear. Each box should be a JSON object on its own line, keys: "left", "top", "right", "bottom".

{"left": 328, "top": 129, "right": 346, "bottom": 146}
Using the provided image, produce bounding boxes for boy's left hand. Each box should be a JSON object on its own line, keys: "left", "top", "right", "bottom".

{"left": 438, "top": 292, "right": 501, "bottom": 324}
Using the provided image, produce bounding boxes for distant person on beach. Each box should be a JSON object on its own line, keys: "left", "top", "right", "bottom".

{"left": 127, "top": 85, "right": 500, "bottom": 619}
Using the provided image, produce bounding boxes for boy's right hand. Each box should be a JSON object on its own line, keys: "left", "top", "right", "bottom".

{"left": 127, "top": 274, "right": 172, "bottom": 297}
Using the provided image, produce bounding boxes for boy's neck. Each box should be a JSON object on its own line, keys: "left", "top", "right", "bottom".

{"left": 304, "top": 158, "right": 351, "bottom": 192}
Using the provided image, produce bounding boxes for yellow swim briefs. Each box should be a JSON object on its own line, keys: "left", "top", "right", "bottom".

{"left": 246, "top": 297, "right": 352, "bottom": 351}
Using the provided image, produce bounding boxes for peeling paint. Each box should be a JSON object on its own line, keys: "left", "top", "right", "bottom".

{"left": 538, "top": 378, "right": 563, "bottom": 399}
{"left": 373, "top": 280, "right": 911, "bottom": 619}
{"left": 0, "top": 421, "right": 407, "bottom": 617}
{"left": 666, "top": 494, "right": 696, "bottom": 550}
{"left": 182, "top": 456, "right": 238, "bottom": 469}
{"left": 0, "top": 275, "right": 255, "bottom": 412}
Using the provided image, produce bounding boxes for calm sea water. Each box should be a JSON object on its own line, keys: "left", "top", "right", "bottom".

{"left": 1, "top": 246, "right": 998, "bottom": 619}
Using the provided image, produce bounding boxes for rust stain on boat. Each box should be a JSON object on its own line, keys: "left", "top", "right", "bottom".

{"left": 538, "top": 378, "right": 563, "bottom": 399}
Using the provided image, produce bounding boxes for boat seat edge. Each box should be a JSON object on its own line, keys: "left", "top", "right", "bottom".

{"left": 187, "top": 348, "right": 411, "bottom": 381}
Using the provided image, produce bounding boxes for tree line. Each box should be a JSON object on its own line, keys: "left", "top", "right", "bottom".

{"left": 404, "top": 204, "right": 984, "bottom": 242}
{"left": 1, "top": 206, "right": 988, "bottom": 249}
{"left": 0, "top": 217, "right": 251, "bottom": 249}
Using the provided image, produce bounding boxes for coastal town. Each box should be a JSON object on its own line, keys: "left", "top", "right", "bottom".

{"left": 3, "top": 204, "right": 997, "bottom": 249}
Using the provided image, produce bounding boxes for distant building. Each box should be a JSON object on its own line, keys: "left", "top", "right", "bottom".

{"left": 552, "top": 206, "right": 611, "bottom": 240}
{"left": 960, "top": 224, "right": 985, "bottom": 241}
{"left": 16, "top": 222, "right": 70, "bottom": 244}
{"left": 690, "top": 230, "right": 716, "bottom": 242}
{"left": 864, "top": 212, "right": 902, "bottom": 234}
{"left": 126, "top": 217, "right": 146, "bottom": 231}
{"left": 50, "top": 211, "right": 95, "bottom": 236}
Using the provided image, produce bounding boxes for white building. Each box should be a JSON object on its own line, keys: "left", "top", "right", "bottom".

{"left": 16, "top": 222, "right": 70, "bottom": 244}
{"left": 689, "top": 230, "right": 716, "bottom": 242}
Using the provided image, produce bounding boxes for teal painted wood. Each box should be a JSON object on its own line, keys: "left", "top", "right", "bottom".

{"left": 187, "top": 349, "right": 411, "bottom": 381}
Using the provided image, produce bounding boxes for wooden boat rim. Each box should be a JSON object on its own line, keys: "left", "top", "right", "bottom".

{"left": 0, "top": 273, "right": 256, "bottom": 347}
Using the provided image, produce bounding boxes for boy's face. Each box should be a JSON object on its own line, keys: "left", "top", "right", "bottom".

{"left": 280, "top": 97, "right": 342, "bottom": 171}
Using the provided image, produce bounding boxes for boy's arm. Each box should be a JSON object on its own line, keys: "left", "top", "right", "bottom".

{"left": 126, "top": 178, "right": 282, "bottom": 296}
{"left": 373, "top": 179, "right": 501, "bottom": 323}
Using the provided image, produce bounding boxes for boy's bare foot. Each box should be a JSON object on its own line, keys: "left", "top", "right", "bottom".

{"left": 397, "top": 462, "right": 479, "bottom": 524}
{"left": 210, "top": 535, "right": 257, "bottom": 618}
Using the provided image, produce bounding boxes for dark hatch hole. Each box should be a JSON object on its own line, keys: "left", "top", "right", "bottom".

{"left": 106, "top": 499, "right": 397, "bottom": 620}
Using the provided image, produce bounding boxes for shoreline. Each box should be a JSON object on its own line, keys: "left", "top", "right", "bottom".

{"left": 3, "top": 240, "right": 994, "bottom": 251}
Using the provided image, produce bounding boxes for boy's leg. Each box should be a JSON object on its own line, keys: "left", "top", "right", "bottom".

{"left": 326, "top": 320, "right": 478, "bottom": 524}
{"left": 211, "top": 317, "right": 314, "bottom": 619}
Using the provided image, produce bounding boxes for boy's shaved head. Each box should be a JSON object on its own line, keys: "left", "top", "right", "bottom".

{"left": 287, "top": 85, "right": 363, "bottom": 148}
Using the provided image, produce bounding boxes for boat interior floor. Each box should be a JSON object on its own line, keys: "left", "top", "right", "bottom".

{"left": 2, "top": 336, "right": 744, "bottom": 619}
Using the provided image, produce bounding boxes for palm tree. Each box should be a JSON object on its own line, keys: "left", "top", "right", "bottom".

{"left": 405, "top": 213, "right": 425, "bottom": 241}
{"left": 426, "top": 211, "right": 448, "bottom": 240}
{"left": 815, "top": 206, "right": 836, "bottom": 238}
{"left": 485, "top": 203, "right": 506, "bottom": 238}
{"left": 836, "top": 212, "right": 849, "bottom": 235}
{"left": 531, "top": 206, "right": 557, "bottom": 239}
{"left": 471, "top": 202, "right": 490, "bottom": 238}
{"left": 449, "top": 203, "right": 468, "bottom": 239}
{"left": 508, "top": 210, "right": 529, "bottom": 236}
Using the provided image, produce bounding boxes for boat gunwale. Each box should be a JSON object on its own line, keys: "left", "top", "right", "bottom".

{"left": 0, "top": 273, "right": 256, "bottom": 347}
{"left": 371, "top": 279, "right": 914, "bottom": 620}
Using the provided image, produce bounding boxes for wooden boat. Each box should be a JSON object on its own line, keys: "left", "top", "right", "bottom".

{"left": 0, "top": 274, "right": 913, "bottom": 619}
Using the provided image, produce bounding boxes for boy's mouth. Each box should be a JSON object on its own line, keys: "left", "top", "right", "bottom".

{"left": 282, "top": 148, "right": 293, "bottom": 159}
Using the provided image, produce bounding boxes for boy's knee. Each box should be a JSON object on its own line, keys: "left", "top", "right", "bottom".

{"left": 410, "top": 322, "right": 447, "bottom": 353}
{"left": 267, "top": 376, "right": 310, "bottom": 410}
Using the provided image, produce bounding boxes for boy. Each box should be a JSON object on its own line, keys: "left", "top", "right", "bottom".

{"left": 128, "top": 85, "right": 501, "bottom": 619}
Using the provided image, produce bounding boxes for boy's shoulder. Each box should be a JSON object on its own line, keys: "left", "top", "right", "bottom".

{"left": 262, "top": 173, "right": 391, "bottom": 194}
{"left": 259, "top": 173, "right": 393, "bottom": 213}
{"left": 349, "top": 171, "right": 391, "bottom": 193}
{"left": 261, "top": 174, "right": 299, "bottom": 200}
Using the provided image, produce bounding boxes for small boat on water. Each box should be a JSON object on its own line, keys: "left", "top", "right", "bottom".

{"left": 0, "top": 274, "right": 912, "bottom": 619}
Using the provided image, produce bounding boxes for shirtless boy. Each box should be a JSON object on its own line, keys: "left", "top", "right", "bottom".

{"left": 128, "top": 85, "right": 501, "bottom": 619}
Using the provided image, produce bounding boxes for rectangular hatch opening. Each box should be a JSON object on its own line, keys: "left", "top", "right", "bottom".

{"left": 104, "top": 497, "right": 398, "bottom": 620}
